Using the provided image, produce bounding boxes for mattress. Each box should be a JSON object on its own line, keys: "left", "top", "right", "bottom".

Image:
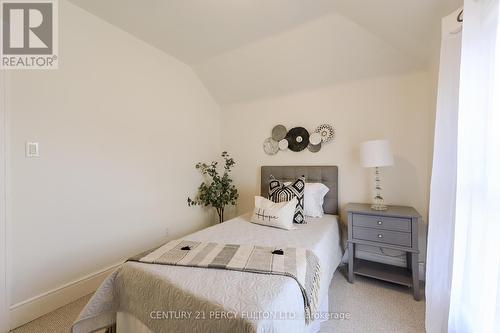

{"left": 116, "top": 213, "right": 343, "bottom": 333}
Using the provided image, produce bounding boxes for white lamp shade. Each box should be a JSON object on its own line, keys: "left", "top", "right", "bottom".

{"left": 360, "top": 139, "right": 394, "bottom": 167}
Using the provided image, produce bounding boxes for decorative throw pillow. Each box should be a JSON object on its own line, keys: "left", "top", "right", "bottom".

{"left": 283, "top": 182, "right": 330, "bottom": 218}
{"left": 250, "top": 196, "right": 297, "bottom": 230}
{"left": 304, "top": 183, "right": 330, "bottom": 217}
{"left": 268, "top": 175, "right": 306, "bottom": 224}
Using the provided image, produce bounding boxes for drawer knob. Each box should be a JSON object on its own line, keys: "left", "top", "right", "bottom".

{"left": 377, "top": 221, "right": 383, "bottom": 225}
{"left": 378, "top": 234, "right": 383, "bottom": 238}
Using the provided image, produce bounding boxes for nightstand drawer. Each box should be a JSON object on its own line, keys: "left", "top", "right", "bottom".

{"left": 352, "top": 226, "right": 411, "bottom": 247}
{"left": 352, "top": 214, "right": 411, "bottom": 232}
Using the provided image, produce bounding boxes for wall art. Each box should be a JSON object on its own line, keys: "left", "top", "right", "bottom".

{"left": 263, "top": 123, "right": 335, "bottom": 155}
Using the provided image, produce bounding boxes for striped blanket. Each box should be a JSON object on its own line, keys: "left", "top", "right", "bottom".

{"left": 129, "top": 239, "right": 322, "bottom": 322}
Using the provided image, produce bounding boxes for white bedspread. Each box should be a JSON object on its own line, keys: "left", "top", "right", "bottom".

{"left": 117, "top": 213, "right": 342, "bottom": 333}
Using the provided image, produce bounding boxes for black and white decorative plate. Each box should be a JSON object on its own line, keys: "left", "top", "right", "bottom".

{"left": 309, "top": 132, "right": 322, "bottom": 145}
{"left": 308, "top": 142, "right": 321, "bottom": 153}
{"left": 315, "top": 124, "right": 334, "bottom": 143}
{"left": 271, "top": 125, "right": 287, "bottom": 141}
{"left": 286, "top": 127, "right": 310, "bottom": 152}
{"left": 278, "top": 139, "right": 289, "bottom": 150}
{"left": 263, "top": 137, "right": 279, "bottom": 155}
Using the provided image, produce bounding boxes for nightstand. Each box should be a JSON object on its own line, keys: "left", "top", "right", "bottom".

{"left": 346, "top": 203, "right": 421, "bottom": 300}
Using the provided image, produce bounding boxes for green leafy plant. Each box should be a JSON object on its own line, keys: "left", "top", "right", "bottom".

{"left": 187, "top": 152, "right": 238, "bottom": 223}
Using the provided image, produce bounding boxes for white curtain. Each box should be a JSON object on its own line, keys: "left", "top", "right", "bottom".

{"left": 448, "top": 0, "right": 500, "bottom": 332}
{"left": 427, "top": 1, "right": 500, "bottom": 332}
{"left": 425, "top": 9, "right": 462, "bottom": 333}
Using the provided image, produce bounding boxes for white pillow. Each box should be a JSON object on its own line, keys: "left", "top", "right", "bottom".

{"left": 304, "top": 183, "right": 330, "bottom": 217}
{"left": 250, "top": 196, "right": 297, "bottom": 230}
{"left": 282, "top": 182, "right": 330, "bottom": 218}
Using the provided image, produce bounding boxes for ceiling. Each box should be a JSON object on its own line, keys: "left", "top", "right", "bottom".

{"left": 68, "top": 0, "right": 463, "bottom": 105}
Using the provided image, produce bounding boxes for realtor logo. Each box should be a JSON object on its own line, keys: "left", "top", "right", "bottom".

{"left": 1, "top": 0, "right": 58, "bottom": 69}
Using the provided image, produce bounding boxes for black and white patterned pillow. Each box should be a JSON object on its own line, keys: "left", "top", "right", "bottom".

{"left": 268, "top": 175, "right": 306, "bottom": 224}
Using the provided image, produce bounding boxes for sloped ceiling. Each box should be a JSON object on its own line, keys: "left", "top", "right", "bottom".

{"left": 68, "top": 0, "right": 462, "bottom": 105}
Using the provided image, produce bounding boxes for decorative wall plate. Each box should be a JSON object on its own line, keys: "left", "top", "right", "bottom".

{"left": 265, "top": 123, "right": 333, "bottom": 154}
{"left": 286, "top": 127, "right": 310, "bottom": 152}
{"left": 315, "top": 124, "right": 334, "bottom": 143}
{"left": 263, "top": 137, "right": 279, "bottom": 155}
{"left": 309, "top": 132, "right": 322, "bottom": 145}
{"left": 278, "top": 139, "right": 289, "bottom": 150}
{"left": 272, "top": 125, "right": 287, "bottom": 141}
{"left": 307, "top": 142, "right": 321, "bottom": 153}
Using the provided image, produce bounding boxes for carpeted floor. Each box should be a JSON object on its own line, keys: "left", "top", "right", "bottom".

{"left": 10, "top": 266, "right": 425, "bottom": 333}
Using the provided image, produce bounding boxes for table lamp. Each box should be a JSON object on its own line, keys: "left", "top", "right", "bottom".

{"left": 360, "top": 139, "right": 394, "bottom": 210}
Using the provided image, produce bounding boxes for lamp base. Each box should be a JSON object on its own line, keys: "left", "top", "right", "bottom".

{"left": 371, "top": 204, "right": 388, "bottom": 211}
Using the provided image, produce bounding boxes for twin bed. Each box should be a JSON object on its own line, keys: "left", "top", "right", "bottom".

{"left": 72, "top": 166, "right": 343, "bottom": 333}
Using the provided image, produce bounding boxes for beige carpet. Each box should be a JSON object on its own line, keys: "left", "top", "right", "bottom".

{"left": 10, "top": 266, "right": 425, "bottom": 333}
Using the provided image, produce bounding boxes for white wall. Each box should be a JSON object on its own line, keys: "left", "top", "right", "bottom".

{"left": 5, "top": 0, "right": 220, "bottom": 315}
{"left": 221, "top": 71, "right": 432, "bottom": 267}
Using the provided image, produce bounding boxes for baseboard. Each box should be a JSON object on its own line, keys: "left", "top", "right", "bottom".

{"left": 9, "top": 262, "right": 121, "bottom": 330}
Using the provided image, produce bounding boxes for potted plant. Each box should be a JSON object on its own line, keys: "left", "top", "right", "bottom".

{"left": 187, "top": 151, "right": 238, "bottom": 223}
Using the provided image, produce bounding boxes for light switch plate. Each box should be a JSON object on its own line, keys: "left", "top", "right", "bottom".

{"left": 25, "top": 142, "right": 39, "bottom": 157}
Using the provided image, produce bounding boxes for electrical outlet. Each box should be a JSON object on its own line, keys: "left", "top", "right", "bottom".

{"left": 165, "top": 227, "right": 170, "bottom": 238}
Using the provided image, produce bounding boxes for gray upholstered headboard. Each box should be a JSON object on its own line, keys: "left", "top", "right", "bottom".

{"left": 260, "top": 166, "right": 339, "bottom": 215}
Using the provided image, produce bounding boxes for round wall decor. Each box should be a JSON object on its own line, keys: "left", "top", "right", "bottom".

{"left": 308, "top": 142, "right": 321, "bottom": 153}
{"left": 278, "top": 139, "right": 289, "bottom": 150}
{"left": 263, "top": 123, "right": 334, "bottom": 155}
{"left": 286, "top": 127, "right": 310, "bottom": 152}
{"left": 263, "top": 137, "right": 279, "bottom": 155}
{"left": 271, "top": 125, "right": 287, "bottom": 141}
{"left": 315, "top": 124, "right": 335, "bottom": 143}
{"left": 309, "top": 132, "right": 322, "bottom": 145}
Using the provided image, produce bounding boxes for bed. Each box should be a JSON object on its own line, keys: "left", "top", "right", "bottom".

{"left": 72, "top": 166, "right": 343, "bottom": 333}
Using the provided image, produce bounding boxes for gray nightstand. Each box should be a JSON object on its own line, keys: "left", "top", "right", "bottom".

{"left": 346, "top": 203, "right": 421, "bottom": 300}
